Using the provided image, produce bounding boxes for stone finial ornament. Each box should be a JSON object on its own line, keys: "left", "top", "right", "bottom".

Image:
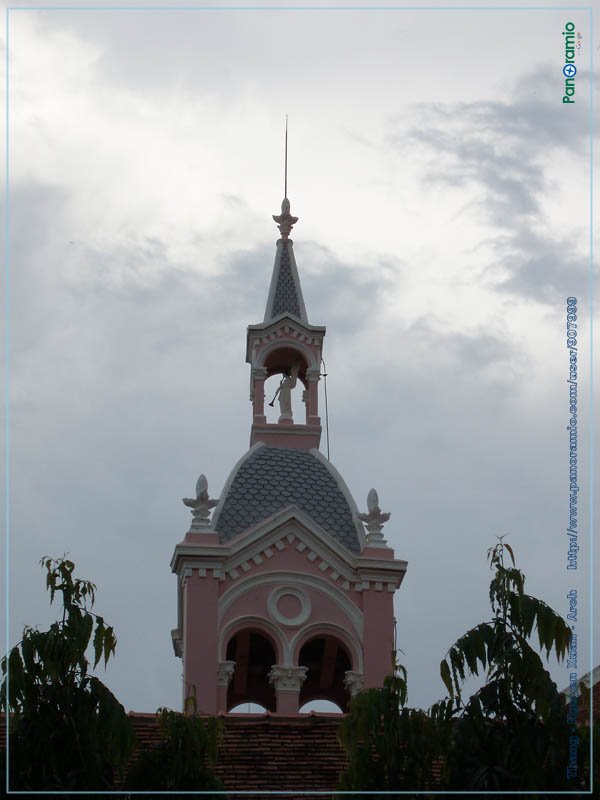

{"left": 182, "top": 474, "right": 219, "bottom": 530}
{"left": 358, "top": 488, "right": 391, "bottom": 546}
{"left": 272, "top": 197, "right": 298, "bottom": 240}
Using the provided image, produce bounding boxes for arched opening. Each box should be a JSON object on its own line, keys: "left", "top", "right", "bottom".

{"left": 298, "top": 635, "right": 352, "bottom": 712}
{"left": 263, "top": 347, "right": 309, "bottom": 425}
{"left": 226, "top": 630, "right": 276, "bottom": 712}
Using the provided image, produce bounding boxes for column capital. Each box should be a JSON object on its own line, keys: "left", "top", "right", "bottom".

{"left": 344, "top": 670, "right": 364, "bottom": 697}
{"left": 268, "top": 665, "right": 308, "bottom": 692}
{"left": 216, "top": 660, "right": 236, "bottom": 688}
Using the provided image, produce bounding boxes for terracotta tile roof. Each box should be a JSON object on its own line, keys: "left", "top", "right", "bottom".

{"left": 129, "top": 711, "right": 347, "bottom": 798}
{"left": 1, "top": 711, "right": 346, "bottom": 797}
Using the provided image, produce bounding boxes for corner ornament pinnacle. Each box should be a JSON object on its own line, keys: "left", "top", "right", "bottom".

{"left": 272, "top": 197, "right": 298, "bottom": 240}
{"left": 182, "top": 474, "right": 219, "bottom": 530}
{"left": 358, "top": 488, "right": 390, "bottom": 547}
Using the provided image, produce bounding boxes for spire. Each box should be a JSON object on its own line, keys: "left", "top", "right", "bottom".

{"left": 263, "top": 122, "right": 308, "bottom": 323}
{"left": 264, "top": 199, "right": 307, "bottom": 323}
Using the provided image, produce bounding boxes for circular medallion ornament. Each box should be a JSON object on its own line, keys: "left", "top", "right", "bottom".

{"left": 267, "top": 586, "right": 311, "bottom": 627}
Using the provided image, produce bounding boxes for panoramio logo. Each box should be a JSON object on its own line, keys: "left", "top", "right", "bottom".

{"left": 562, "top": 21, "right": 577, "bottom": 104}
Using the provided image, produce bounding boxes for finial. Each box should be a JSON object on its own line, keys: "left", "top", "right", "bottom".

{"left": 182, "top": 473, "right": 219, "bottom": 530}
{"left": 273, "top": 115, "right": 298, "bottom": 239}
{"left": 358, "top": 488, "right": 391, "bottom": 547}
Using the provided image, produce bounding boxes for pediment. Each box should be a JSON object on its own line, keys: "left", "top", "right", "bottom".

{"left": 223, "top": 505, "right": 359, "bottom": 586}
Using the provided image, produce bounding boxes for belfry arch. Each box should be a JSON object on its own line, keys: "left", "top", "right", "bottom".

{"left": 298, "top": 635, "right": 353, "bottom": 712}
{"left": 225, "top": 629, "right": 277, "bottom": 712}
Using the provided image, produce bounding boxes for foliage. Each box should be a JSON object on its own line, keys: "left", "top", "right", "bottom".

{"left": 124, "top": 705, "right": 224, "bottom": 797}
{"left": 337, "top": 661, "right": 449, "bottom": 798}
{"left": 0, "top": 557, "right": 134, "bottom": 793}
{"left": 337, "top": 540, "right": 581, "bottom": 796}
{"left": 439, "top": 539, "right": 576, "bottom": 792}
{"left": 576, "top": 719, "right": 600, "bottom": 792}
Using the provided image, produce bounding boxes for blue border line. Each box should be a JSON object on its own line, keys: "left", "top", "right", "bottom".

{"left": 587, "top": 3, "right": 595, "bottom": 792}
{"left": 3, "top": 4, "right": 597, "bottom": 11}
{"left": 3, "top": 2, "right": 595, "bottom": 797}
{"left": 4, "top": 6, "right": 10, "bottom": 798}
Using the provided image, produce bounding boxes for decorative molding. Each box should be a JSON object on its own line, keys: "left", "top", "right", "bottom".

{"left": 267, "top": 586, "right": 311, "bottom": 628}
{"left": 268, "top": 665, "right": 308, "bottom": 693}
{"left": 344, "top": 670, "right": 364, "bottom": 697}
{"left": 216, "top": 660, "right": 235, "bottom": 688}
{"left": 218, "top": 572, "right": 363, "bottom": 637}
{"left": 171, "top": 628, "right": 183, "bottom": 659}
{"left": 219, "top": 616, "right": 286, "bottom": 664}
{"left": 290, "top": 622, "right": 364, "bottom": 672}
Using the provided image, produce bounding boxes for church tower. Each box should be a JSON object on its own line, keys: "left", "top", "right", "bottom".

{"left": 170, "top": 193, "right": 407, "bottom": 715}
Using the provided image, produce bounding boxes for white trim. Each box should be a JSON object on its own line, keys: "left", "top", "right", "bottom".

{"left": 290, "top": 622, "right": 364, "bottom": 673}
{"left": 267, "top": 586, "right": 311, "bottom": 627}
{"left": 218, "top": 571, "right": 363, "bottom": 637}
{"left": 254, "top": 336, "right": 319, "bottom": 372}
{"left": 218, "top": 615, "right": 287, "bottom": 663}
{"left": 309, "top": 448, "right": 367, "bottom": 549}
{"left": 223, "top": 509, "right": 359, "bottom": 581}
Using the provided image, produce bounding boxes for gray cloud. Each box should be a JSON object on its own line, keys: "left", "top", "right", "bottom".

{"left": 384, "top": 66, "right": 593, "bottom": 303}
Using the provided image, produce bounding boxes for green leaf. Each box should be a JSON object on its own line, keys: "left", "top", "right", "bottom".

{"left": 103, "top": 626, "right": 116, "bottom": 666}
{"left": 93, "top": 619, "right": 105, "bottom": 668}
{"left": 504, "top": 543, "right": 515, "bottom": 566}
{"left": 440, "top": 659, "right": 453, "bottom": 698}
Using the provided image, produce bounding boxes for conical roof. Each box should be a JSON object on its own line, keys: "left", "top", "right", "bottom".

{"left": 263, "top": 198, "right": 308, "bottom": 323}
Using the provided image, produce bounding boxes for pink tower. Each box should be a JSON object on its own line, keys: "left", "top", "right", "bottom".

{"left": 170, "top": 195, "right": 407, "bottom": 714}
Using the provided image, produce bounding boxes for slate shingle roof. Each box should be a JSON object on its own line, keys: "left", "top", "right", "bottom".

{"left": 214, "top": 445, "right": 361, "bottom": 553}
{"left": 270, "top": 240, "right": 302, "bottom": 319}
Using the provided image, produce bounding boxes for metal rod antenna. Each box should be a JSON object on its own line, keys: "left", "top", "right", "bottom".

{"left": 284, "top": 115, "right": 288, "bottom": 198}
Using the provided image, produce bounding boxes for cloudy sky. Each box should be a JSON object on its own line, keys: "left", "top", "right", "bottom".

{"left": 3, "top": 0, "right": 597, "bottom": 717}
